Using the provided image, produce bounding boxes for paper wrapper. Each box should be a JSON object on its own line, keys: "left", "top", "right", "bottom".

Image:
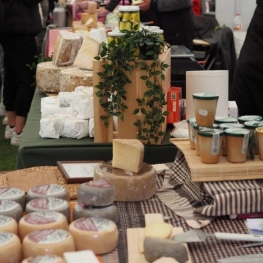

{"left": 62, "top": 117, "right": 89, "bottom": 139}
{"left": 39, "top": 115, "right": 65, "bottom": 139}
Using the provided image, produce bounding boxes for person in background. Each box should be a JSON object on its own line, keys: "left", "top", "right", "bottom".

{"left": 231, "top": 1, "right": 263, "bottom": 115}
{"left": 0, "top": 0, "right": 42, "bottom": 146}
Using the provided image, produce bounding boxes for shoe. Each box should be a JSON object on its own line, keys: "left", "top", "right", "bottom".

{"left": 2, "top": 116, "right": 7, "bottom": 125}
{"left": 11, "top": 131, "right": 23, "bottom": 146}
{"left": 5, "top": 125, "right": 15, "bottom": 139}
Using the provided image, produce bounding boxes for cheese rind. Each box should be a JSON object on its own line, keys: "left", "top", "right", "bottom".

{"left": 0, "top": 215, "right": 18, "bottom": 235}
{"left": 112, "top": 139, "right": 144, "bottom": 173}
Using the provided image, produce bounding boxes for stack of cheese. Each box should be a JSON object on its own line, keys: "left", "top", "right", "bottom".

{"left": 93, "top": 139, "right": 157, "bottom": 202}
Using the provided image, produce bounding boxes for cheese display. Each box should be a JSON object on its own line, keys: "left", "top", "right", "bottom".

{"left": 52, "top": 31, "right": 82, "bottom": 67}
{"left": 88, "top": 1, "right": 97, "bottom": 14}
{"left": 60, "top": 67, "right": 93, "bottom": 92}
{"left": 77, "top": 180, "right": 115, "bottom": 207}
{"left": 81, "top": 13, "right": 98, "bottom": 24}
{"left": 0, "top": 187, "right": 26, "bottom": 210}
{"left": 63, "top": 250, "right": 100, "bottom": 263}
{"left": 112, "top": 139, "right": 144, "bottom": 173}
{"left": 145, "top": 222, "right": 173, "bottom": 239}
{"left": 0, "top": 232, "right": 22, "bottom": 263}
{"left": 0, "top": 200, "right": 23, "bottom": 222}
{"left": 0, "top": 215, "right": 18, "bottom": 235}
{"left": 73, "top": 36, "right": 100, "bottom": 70}
{"left": 18, "top": 211, "right": 68, "bottom": 241}
{"left": 94, "top": 162, "right": 156, "bottom": 202}
{"left": 26, "top": 198, "right": 70, "bottom": 222}
{"left": 22, "top": 255, "right": 64, "bottom": 263}
{"left": 27, "top": 184, "right": 69, "bottom": 202}
{"left": 36, "top": 62, "right": 73, "bottom": 93}
{"left": 22, "top": 229, "right": 75, "bottom": 258}
{"left": 69, "top": 217, "right": 118, "bottom": 254}
{"left": 73, "top": 203, "right": 118, "bottom": 223}
{"left": 85, "top": 18, "right": 97, "bottom": 28}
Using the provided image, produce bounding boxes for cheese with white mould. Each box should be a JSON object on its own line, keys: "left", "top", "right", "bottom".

{"left": 0, "top": 187, "right": 26, "bottom": 211}
{"left": 18, "top": 211, "right": 68, "bottom": 241}
{"left": 0, "top": 232, "right": 22, "bottom": 263}
{"left": 63, "top": 250, "right": 100, "bottom": 263}
{"left": 145, "top": 222, "right": 173, "bottom": 239}
{"left": 0, "top": 215, "right": 18, "bottom": 235}
{"left": 0, "top": 200, "right": 23, "bottom": 222}
{"left": 69, "top": 217, "right": 118, "bottom": 254}
{"left": 112, "top": 139, "right": 144, "bottom": 173}
{"left": 73, "top": 36, "right": 100, "bottom": 70}
{"left": 22, "top": 255, "right": 64, "bottom": 263}
{"left": 22, "top": 229, "right": 75, "bottom": 259}
{"left": 52, "top": 31, "right": 82, "bottom": 66}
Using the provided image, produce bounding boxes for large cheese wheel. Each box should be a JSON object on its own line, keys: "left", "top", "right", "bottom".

{"left": 26, "top": 198, "right": 70, "bottom": 222}
{"left": 60, "top": 67, "right": 93, "bottom": 92}
{"left": 36, "top": 62, "right": 73, "bottom": 93}
{"left": 0, "top": 215, "right": 18, "bottom": 235}
{"left": 69, "top": 217, "right": 118, "bottom": 254}
{"left": 94, "top": 162, "right": 157, "bottom": 202}
{"left": 22, "top": 255, "right": 64, "bottom": 263}
{"left": 19, "top": 211, "right": 68, "bottom": 241}
{"left": 73, "top": 203, "right": 118, "bottom": 223}
{"left": 0, "top": 187, "right": 26, "bottom": 211}
{"left": 0, "top": 200, "right": 23, "bottom": 222}
{"left": 27, "top": 184, "right": 69, "bottom": 202}
{"left": 22, "top": 229, "right": 75, "bottom": 259}
{"left": 77, "top": 180, "right": 114, "bottom": 207}
{"left": 0, "top": 232, "right": 22, "bottom": 263}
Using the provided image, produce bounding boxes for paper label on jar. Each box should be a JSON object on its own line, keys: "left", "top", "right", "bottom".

{"left": 198, "top": 109, "right": 208, "bottom": 116}
{"left": 241, "top": 133, "right": 249, "bottom": 154}
{"left": 24, "top": 211, "right": 60, "bottom": 225}
{"left": 211, "top": 133, "right": 220, "bottom": 155}
{"left": 0, "top": 232, "right": 12, "bottom": 246}
{"left": 28, "top": 229, "right": 68, "bottom": 244}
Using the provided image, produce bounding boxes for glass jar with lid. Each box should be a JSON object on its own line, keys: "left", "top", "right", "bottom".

{"left": 118, "top": 6, "right": 140, "bottom": 32}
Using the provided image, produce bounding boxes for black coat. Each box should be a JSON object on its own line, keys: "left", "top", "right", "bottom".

{"left": 0, "top": 1, "right": 4, "bottom": 26}
{"left": 105, "top": 0, "right": 131, "bottom": 12}
{"left": 1, "top": 0, "right": 42, "bottom": 36}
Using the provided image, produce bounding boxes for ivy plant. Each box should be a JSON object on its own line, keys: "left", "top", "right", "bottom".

{"left": 94, "top": 27, "right": 170, "bottom": 144}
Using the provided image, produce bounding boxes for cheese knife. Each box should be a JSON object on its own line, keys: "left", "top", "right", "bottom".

{"left": 217, "top": 253, "right": 263, "bottom": 263}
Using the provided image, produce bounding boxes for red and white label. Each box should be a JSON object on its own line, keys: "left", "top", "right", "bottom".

{"left": 29, "top": 198, "right": 65, "bottom": 210}
{"left": 28, "top": 229, "right": 68, "bottom": 244}
{"left": 27, "top": 255, "right": 60, "bottom": 263}
{"left": 24, "top": 211, "right": 59, "bottom": 225}
{"left": 84, "top": 180, "right": 112, "bottom": 189}
{"left": 0, "top": 215, "right": 12, "bottom": 227}
{"left": 0, "top": 187, "right": 23, "bottom": 198}
{"left": 74, "top": 217, "right": 113, "bottom": 232}
{"left": 0, "top": 200, "right": 18, "bottom": 212}
{"left": 31, "top": 184, "right": 64, "bottom": 195}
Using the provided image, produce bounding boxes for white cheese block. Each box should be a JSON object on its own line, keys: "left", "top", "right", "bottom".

{"left": 26, "top": 198, "right": 70, "bottom": 222}
{"left": 145, "top": 222, "right": 173, "bottom": 239}
{"left": 94, "top": 162, "right": 156, "bottom": 202}
{"left": 60, "top": 67, "right": 93, "bottom": 92}
{"left": 69, "top": 217, "right": 118, "bottom": 254}
{"left": 112, "top": 139, "right": 144, "bottom": 173}
{"left": 19, "top": 211, "right": 68, "bottom": 241}
{"left": 88, "top": 1, "right": 97, "bottom": 14}
{"left": 0, "top": 200, "right": 23, "bottom": 222}
{"left": 27, "top": 184, "right": 69, "bottom": 202}
{"left": 52, "top": 31, "right": 82, "bottom": 66}
{"left": 63, "top": 250, "right": 100, "bottom": 263}
{"left": 22, "top": 229, "right": 75, "bottom": 259}
{"left": 0, "top": 187, "right": 26, "bottom": 211}
{"left": 73, "top": 203, "right": 118, "bottom": 223}
{"left": 0, "top": 215, "right": 18, "bottom": 235}
{"left": 73, "top": 36, "right": 100, "bottom": 70}
{"left": 36, "top": 62, "right": 73, "bottom": 93}
{"left": 0, "top": 232, "right": 22, "bottom": 263}
{"left": 22, "top": 255, "right": 64, "bottom": 263}
{"left": 77, "top": 180, "right": 115, "bottom": 207}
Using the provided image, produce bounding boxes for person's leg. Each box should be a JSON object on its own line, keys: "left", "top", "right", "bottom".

{"left": 0, "top": 44, "right": 5, "bottom": 116}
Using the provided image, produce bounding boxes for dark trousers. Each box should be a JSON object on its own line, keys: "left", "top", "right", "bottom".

{"left": 1, "top": 34, "right": 37, "bottom": 117}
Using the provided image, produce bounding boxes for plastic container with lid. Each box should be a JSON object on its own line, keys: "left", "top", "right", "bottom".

{"left": 118, "top": 6, "right": 140, "bottom": 32}
{"left": 214, "top": 116, "right": 238, "bottom": 124}
{"left": 187, "top": 117, "right": 196, "bottom": 150}
{"left": 233, "top": 13, "right": 243, "bottom": 31}
{"left": 238, "top": 115, "right": 262, "bottom": 124}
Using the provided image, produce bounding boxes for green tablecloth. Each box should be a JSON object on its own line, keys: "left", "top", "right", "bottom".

{"left": 16, "top": 89, "right": 178, "bottom": 169}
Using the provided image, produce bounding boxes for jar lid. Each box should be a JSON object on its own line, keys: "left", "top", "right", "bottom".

{"left": 187, "top": 117, "right": 196, "bottom": 123}
{"left": 108, "top": 31, "right": 125, "bottom": 37}
{"left": 244, "top": 120, "right": 263, "bottom": 129}
{"left": 192, "top": 92, "right": 219, "bottom": 100}
{"left": 193, "top": 123, "right": 218, "bottom": 130}
{"left": 238, "top": 115, "right": 262, "bottom": 123}
{"left": 214, "top": 116, "right": 237, "bottom": 124}
{"left": 219, "top": 123, "right": 244, "bottom": 129}
{"left": 118, "top": 5, "right": 139, "bottom": 11}
{"left": 198, "top": 128, "right": 224, "bottom": 137}
{"left": 224, "top": 128, "right": 250, "bottom": 137}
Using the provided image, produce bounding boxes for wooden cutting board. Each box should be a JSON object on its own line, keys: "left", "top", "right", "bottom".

{"left": 127, "top": 213, "right": 192, "bottom": 263}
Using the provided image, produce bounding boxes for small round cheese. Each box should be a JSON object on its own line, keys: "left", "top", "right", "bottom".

{"left": 73, "top": 203, "right": 118, "bottom": 223}
{"left": 21, "top": 255, "right": 64, "bottom": 263}
{"left": 0, "top": 231, "right": 22, "bottom": 263}
{"left": 27, "top": 184, "right": 69, "bottom": 202}
{"left": 69, "top": 217, "right": 118, "bottom": 254}
{"left": 0, "top": 215, "right": 18, "bottom": 235}
{"left": 19, "top": 211, "right": 68, "bottom": 241}
{"left": 22, "top": 229, "right": 75, "bottom": 259}
{"left": 0, "top": 187, "right": 26, "bottom": 211}
{"left": 0, "top": 200, "right": 23, "bottom": 222}
{"left": 26, "top": 198, "right": 70, "bottom": 222}
{"left": 77, "top": 180, "right": 115, "bottom": 207}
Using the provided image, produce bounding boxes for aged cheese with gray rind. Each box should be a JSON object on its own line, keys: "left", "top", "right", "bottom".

{"left": 73, "top": 203, "right": 118, "bottom": 223}
{"left": 22, "top": 255, "right": 64, "bottom": 263}
{"left": 0, "top": 187, "right": 26, "bottom": 211}
{"left": 0, "top": 215, "right": 18, "bottom": 235}
{"left": 94, "top": 162, "right": 156, "bottom": 202}
{"left": 77, "top": 180, "right": 114, "bottom": 207}
{"left": 0, "top": 200, "right": 23, "bottom": 222}
{"left": 144, "top": 237, "right": 188, "bottom": 263}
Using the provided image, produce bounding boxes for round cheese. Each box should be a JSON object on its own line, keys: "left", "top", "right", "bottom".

{"left": 94, "top": 162, "right": 157, "bottom": 202}
{"left": 0, "top": 200, "right": 23, "bottom": 222}
{"left": 69, "top": 217, "right": 118, "bottom": 254}
{"left": 26, "top": 198, "right": 70, "bottom": 222}
{"left": 0, "top": 187, "right": 26, "bottom": 210}
{"left": 22, "top": 229, "right": 75, "bottom": 259}
{"left": 60, "top": 67, "right": 93, "bottom": 92}
{"left": 73, "top": 203, "right": 118, "bottom": 223}
{"left": 0, "top": 231, "right": 22, "bottom": 263}
{"left": 77, "top": 180, "right": 114, "bottom": 207}
{"left": 21, "top": 255, "right": 64, "bottom": 263}
{"left": 27, "top": 184, "right": 69, "bottom": 202}
{"left": 36, "top": 61, "right": 73, "bottom": 93}
{"left": 19, "top": 211, "right": 68, "bottom": 241}
{"left": 0, "top": 215, "right": 18, "bottom": 235}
